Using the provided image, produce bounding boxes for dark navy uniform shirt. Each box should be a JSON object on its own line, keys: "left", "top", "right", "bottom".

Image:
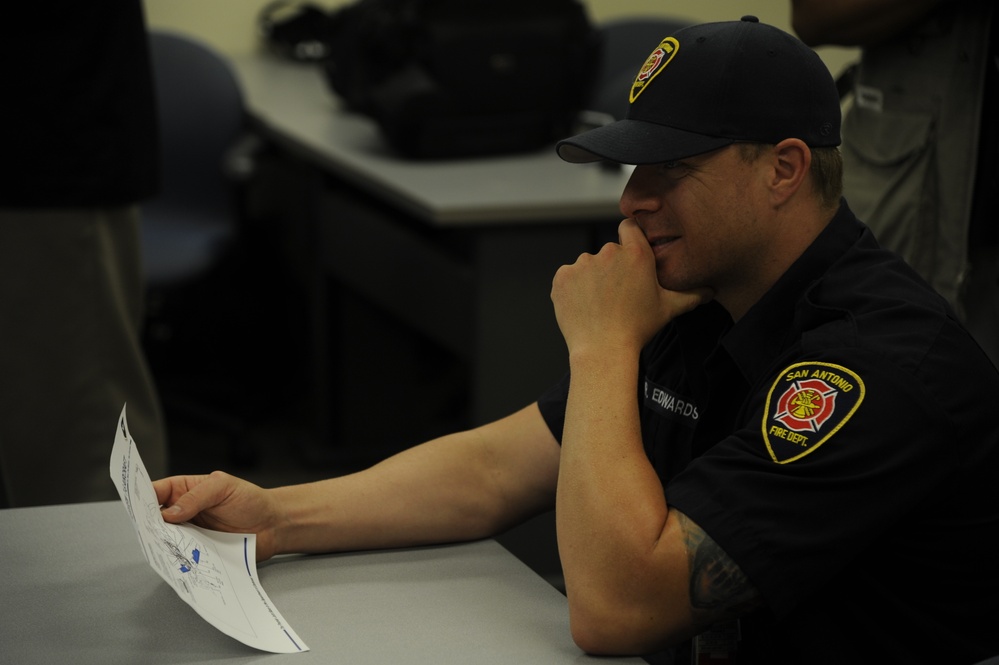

{"left": 539, "top": 201, "right": 999, "bottom": 664}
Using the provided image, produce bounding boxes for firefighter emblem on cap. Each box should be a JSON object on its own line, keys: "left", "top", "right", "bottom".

{"left": 762, "top": 361, "right": 865, "bottom": 464}
{"left": 630, "top": 37, "right": 679, "bottom": 103}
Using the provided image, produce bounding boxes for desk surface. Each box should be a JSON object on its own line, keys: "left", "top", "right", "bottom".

{"left": 1, "top": 501, "right": 644, "bottom": 664}
{"left": 230, "top": 54, "right": 632, "bottom": 226}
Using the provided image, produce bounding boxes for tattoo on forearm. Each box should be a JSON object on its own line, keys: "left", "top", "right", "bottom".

{"left": 677, "top": 511, "right": 761, "bottom": 616}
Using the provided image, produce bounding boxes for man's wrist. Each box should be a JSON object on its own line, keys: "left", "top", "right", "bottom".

{"left": 568, "top": 344, "right": 642, "bottom": 383}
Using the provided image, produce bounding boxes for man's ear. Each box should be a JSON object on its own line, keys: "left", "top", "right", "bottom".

{"left": 770, "top": 138, "right": 811, "bottom": 206}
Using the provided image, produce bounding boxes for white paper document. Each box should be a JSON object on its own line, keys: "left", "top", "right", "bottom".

{"left": 109, "top": 405, "right": 309, "bottom": 653}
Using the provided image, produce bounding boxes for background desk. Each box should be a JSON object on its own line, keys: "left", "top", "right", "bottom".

{"left": 0, "top": 501, "right": 645, "bottom": 664}
{"left": 229, "top": 54, "right": 633, "bottom": 435}
{"left": 222, "top": 55, "right": 634, "bottom": 591}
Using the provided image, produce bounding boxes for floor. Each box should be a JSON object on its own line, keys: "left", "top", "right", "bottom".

{"left": 149, "top": 226, "right": 468, "bottom": 489}
{"left": 155, "top": 323, "right": 469, "bottom": 490}
{"left": 163, "top": 405, "right": 338, "bottom": 489}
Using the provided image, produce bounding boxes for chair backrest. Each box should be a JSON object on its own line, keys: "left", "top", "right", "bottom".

{"left": 588, "top": 17, "right": 692, "bottom": 120}
{"left": 146, "top": 30, "right": 245, "bottom": 218}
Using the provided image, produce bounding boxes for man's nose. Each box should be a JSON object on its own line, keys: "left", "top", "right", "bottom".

{"left": 619, "top": 165, "right": 658, "bottom": 219}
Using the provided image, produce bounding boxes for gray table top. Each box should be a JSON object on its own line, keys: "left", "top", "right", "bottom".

{"left": 1, "top": 501, "right": 644, "bottom": 664}
{"left": 229, "top": 53, "right": 633, "bottom": 226}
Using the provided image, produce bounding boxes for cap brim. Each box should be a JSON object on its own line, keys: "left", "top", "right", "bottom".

{"left": 556, "top": 119, "right": 735, "bottom": 165}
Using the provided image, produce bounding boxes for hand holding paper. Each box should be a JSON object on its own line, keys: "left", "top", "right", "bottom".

{"left": 109, "top": 406, "right": 308, "bottom": 654}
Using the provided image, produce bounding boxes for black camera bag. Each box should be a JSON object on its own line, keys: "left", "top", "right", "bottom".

{"left": 322, "top": 0, "right": 598, "bottom": 159}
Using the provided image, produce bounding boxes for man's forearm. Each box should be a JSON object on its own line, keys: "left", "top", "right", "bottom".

{"left": 272, "top": 407, "right": 559, "bottom": 556}
{"left": 556, "top": 349, "right": 691, "bottom": 653}
{"left": 270, "top": 445, "right": 496, "bottom": 555}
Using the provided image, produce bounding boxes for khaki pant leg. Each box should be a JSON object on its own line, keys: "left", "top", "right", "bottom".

{"left": 0, "top": 207, "right": 167, "bottom": 507}
{"left": 963, "top": 245, "right": 999, "bottom": 370}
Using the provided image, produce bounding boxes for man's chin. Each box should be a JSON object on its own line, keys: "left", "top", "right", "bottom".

{"left": 656, "top": 272, "right": 690, "bottom": 292}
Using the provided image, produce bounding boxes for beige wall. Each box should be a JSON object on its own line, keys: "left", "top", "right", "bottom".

{"left": 143, "top": 0, "right": 858, "bottom": 78}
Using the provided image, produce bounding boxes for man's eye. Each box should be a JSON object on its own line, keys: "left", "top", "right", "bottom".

{"left": 660, "top": 161, "right": 687, "bottom": 177}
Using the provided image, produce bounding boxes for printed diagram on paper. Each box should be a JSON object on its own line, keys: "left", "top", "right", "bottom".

{"left": 110, "top": 405, "right": 308, "bottom": 653}
{"left": 138, "top": 499, "right": 249, "bottom": 631}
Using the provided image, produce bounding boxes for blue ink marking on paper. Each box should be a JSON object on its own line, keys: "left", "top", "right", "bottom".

{"left": 284, "top": 630, "right": 303, "bottom": 651}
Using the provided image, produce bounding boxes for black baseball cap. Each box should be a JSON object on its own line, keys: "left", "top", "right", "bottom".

{"left": 556, "top": 16, "right": 841, "bottom": 165}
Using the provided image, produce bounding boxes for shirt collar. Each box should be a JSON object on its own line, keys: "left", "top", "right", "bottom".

{"left": 718, "top": 201, "right": 866, "bottom": 385}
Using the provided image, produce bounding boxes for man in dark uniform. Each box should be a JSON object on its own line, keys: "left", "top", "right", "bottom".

{"left": 153, "top": 17, "right": 999, "bottom": 664}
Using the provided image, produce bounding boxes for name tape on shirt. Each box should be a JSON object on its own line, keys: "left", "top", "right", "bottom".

{"left": 644, "top": 379, "right": 699, "bottom": 428}
{"left": 762, "top": 362, "right": 865, "bottom": 464}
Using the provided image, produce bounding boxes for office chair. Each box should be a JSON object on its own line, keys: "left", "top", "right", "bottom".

{"left": 143, "top": 29, "right": 247, "bottom": 288}
{"left": 142, "top": 29, "right": 256, "bottom": 464}
{"left": 586, "top": 17, "right": 693, "bottom": 122}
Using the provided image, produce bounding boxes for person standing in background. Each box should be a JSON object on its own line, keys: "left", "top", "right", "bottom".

{"left": 0, "top": 0, "right": 168, "bottom": 506}
{"left": 791, "top": 0, "right": 999, "bottom": 363}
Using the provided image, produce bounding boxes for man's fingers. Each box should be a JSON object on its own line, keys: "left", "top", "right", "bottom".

{"left": 161, "top": 493, "right": 199, "bottom": 522}
{"left": 152, "top": 477, "right": 175, "bottom": 507}
{"left": 155, "top": 473, "right": 218, "bottom": 523}
{"left": 617, "top": 218, "right": 648, "bottom": 247}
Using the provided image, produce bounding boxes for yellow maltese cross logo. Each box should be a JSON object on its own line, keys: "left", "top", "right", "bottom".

{"left": 630, "top": 37, "right": 679, "bottom": 103}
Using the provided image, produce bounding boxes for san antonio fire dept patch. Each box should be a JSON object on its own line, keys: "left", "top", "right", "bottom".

{"left": 762, "top": 362, "right": 865, "bottom": 464}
